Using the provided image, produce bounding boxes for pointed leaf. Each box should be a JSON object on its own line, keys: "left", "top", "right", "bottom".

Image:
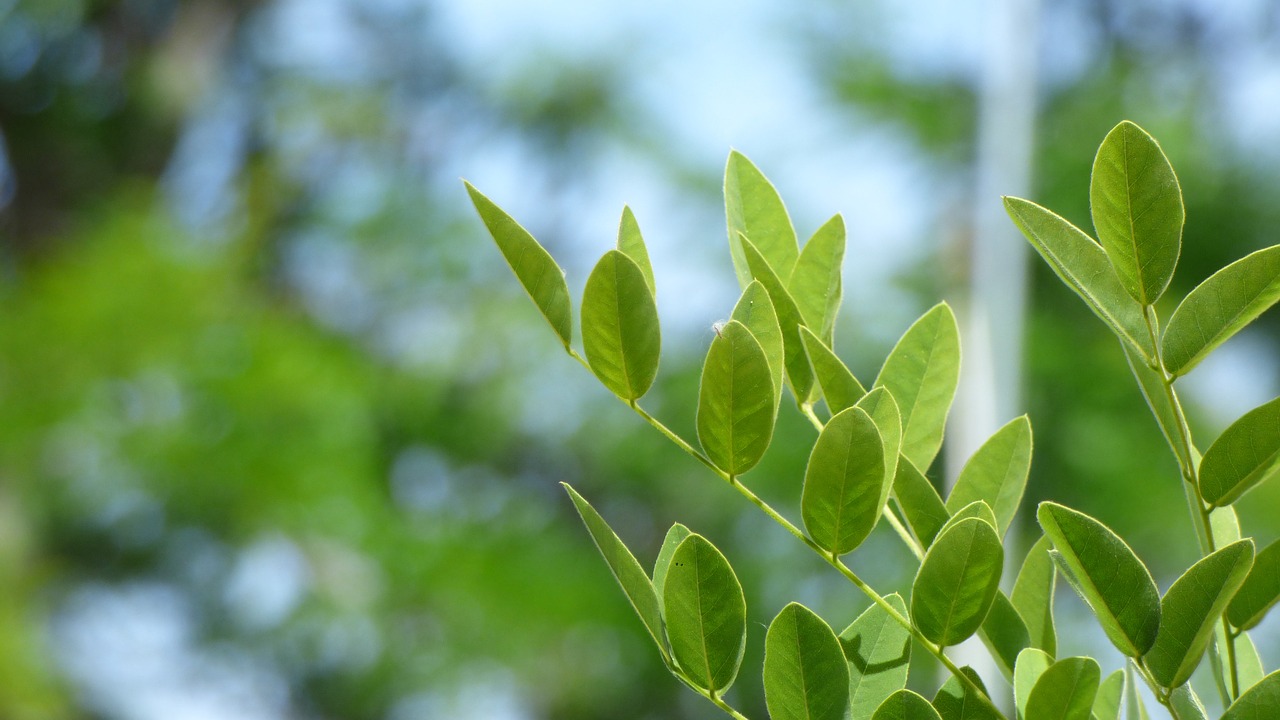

{"left": 653, "top": 523, "right": 691, "bottom": 601}
{"left": 562, "top": 483, "right": 667, "bottom": 660}
{"left": 1223, "top": 670, "right": 1280, "bottom": 720}
{"left": 801, "top": 325, "right": 867, "bottom": 414}
{"left": 726, "top": 151, "right": 799, "bottom": 286}
{"left": 1162, "top": 245, "right": 1280, "bottom": 376}
{"left": 946, "top": 416, "right": 1033, "bottom": 537}
{"left": 465, "top": 181, "right": 573, "bottom": 348}
{"left": 933, "top": 666, "right": 998, "bottom": 720}
{"left": 875, "top": 303, "right": 961, "bottom": 472}
{"left": 1012, "top": 534, "right": 1058, "bottom": 657}
{"left": 1026, "top": 656, "right": 1100, "bottom": 720}
{"left": 1126, "top": 664, "right": 1150, "bottom": 720}
{"left": 582, "top": 250, "right": 661, "bottom": 400}
{"left": 1200, "top": 396, "right": 1280, "bottom": 507}
{"left": 789, "top": 214, "right": 846, "bottom": 343}
{"left": 978, "top": 590, "right": 1031, "bottom": 680}
{"left": 841, "top": 593, "right": 912, "bottom": 719}
{"left": 764, "top": 603, "right": 850, "bottom": 720}
{"left": 742, "top": 235, "right": 816, "bottom": 401}
{"left": 873, "top": 689, "right": 944, "bottom": 720}
{"left": 1038, "top": 502, "right": 1161, "bottom": 657}
{"left": 731, "top": 281, "right": 785, "bottom": 409}
{"left": 911, "top": 517, "right": 1004, "bottom": 647}
{"left": 856, "top": 387, "right": 903, "bottom": 508}
{"left": 1015, "top": 648, "right": 1053, "bottom": 720}
{"left": 1003, "top": 196, "right": 1155, "bottom": 360}
{"left": 1092, "top": 669, "right": 1125, "bottom": 720}
{"left": 1227, "top": 537, "right": 1280, "bottom": 631}
{"left": 616, "top": 205, "right": 656, "bottom": 296}
{"left": 696, "top": 319, "right": 776, "bottom": 475}
{"left": 893, "top": 459, "right": 950, "bottom": 548}
{"left": 663, "top": 533, "right": 747, "bottom": 694}
{"left": 1089, "top": 120, "right": 1183, "bottom": 305}
{"left": 1123, "top": 341, "right": 1192, "bottom": 469}
{"left": 802, "top": 406, "right": 887, "bottom": 555}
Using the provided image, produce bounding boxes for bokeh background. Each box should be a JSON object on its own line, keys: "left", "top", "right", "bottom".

{"left": 1, "top": 0, "right": 1278, "bottom": 718}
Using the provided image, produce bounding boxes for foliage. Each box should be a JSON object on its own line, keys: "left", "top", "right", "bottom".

{"left": 471, "top": 122, "right": 1280, "bottom": 719}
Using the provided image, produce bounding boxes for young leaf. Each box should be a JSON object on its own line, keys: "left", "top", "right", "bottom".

{"left": 1003, "top": 196, "right": 1155, "bottom": 361}
{"left": 562, "top": 483, "right": 668, "bottom": 661}
{"left": 696, "top": 319, "right": 776, "bottom": 475}
{"left": 1089, "top": 120, "right": 1184, "bottom": 306}
{"left": 1199, "top": 396, "right": 1280, "bottom": 507}
{"left": 893, "top": 459, "right": 950, "bottom": 548}
{"left": 616, "top": 205, "right": 656, "bottom": 296}
{"left": 1015, "top": 648, "right": 1053, "bottom": 720}
{"left": 653, "top": 522, "right": 691, "bottom": 601}
{"left": 933, "top": 666, "right": 998, "bottom": 720}
{"left": 1227, "top": 537, "right": 1280, "bottom": 631}
{"left": 856, "top": 387, "right": 903, "bottom": 507}
{"left": 741, "top": 235, "right": 816, "bottom": 401}
{"left": 1222, "top": 670, "right": 1280, "bottom": 720}
{"left": 1123, "top": 341, "right": 1192, "bottom": 469}
{"left": 731, "top": 281, "right": 785, "bottom": 408}
{"left": 465, "top": 181, "right": 573, "bottom": 348}
{"left": 841, "top": 593, "right": 912, "bottom": 719}
{"left": 911, "top": 517, "right": 1004, "bottom": 647}
{"left": 1092, "top": 669, "right": 1125, "bottom": 720}
{"left": 802, "top": 406, "right": 887, "bottom": 555}
{"left": 1161, "top": 244, "right": 1280, "bottom": 376}
{"left": 1037, "top": 502, "right": 1161, "bottom": 657}
{"left": 977, "top": 591, "right": 1031, "bottom": 680}
{"left": 946, "top": 415, "right": 1033, "bottom": 537}
{"left": 938, "top": 500, "right": 998, "bottom": 538}
{"left": 663, "top": 533, "right": 747, "bottom": 694}
{"left": 800, "top": 325, "right": 867, "bottom": 414}
{"left": 764, "top": 603, "right": 850, "bottom": 720}
{"left": 789, "top": 214, "right": 846, "bottom": 343}
{"left": 1146, "top": 540, "right": 1255, "bottom": 688}
{"left": 725, "top": 151, "right": 799, "bottom": 287}
{"left": 874, "top": 303, "right": 961, "bottom": 472}
{"left": 873, "top": 689, "right": 944, "bottom": 720}
{"left": 1025, "top": 656, "right": 1100, "bottom": 720}
{"left": 581, "top": 250, "right": 661, "bottom": 400}
{"left": 1011, "top": 534, "right": 1058, "bottom": 657}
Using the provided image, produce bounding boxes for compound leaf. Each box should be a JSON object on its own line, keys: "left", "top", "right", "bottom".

{"left": 946, "top": 415, "right": 1033, "bottom": 537}
{"left": 663, "top": 533, "right": 746, "bottom": 694}
{"left": 841, "top": 593, "right": 912, "bottom": 719}
{"left": 582, "top": 250, "right": 661, "bottom": 400}
{"left": 764, "top": 603, "right": 849, "bottom": 720}
{"left": 911, "top": 518, "right": 1004, "bottom": 647}
{"left": 875, "top": 303, "right": 961, "bottom": 472}
{"left": 1200, "top": 396, "right": 1280, "bottom": 507}
{"left": 726, "top": 151, "right": 798, "bottom": 286}
{"left": 802, "top": 406, "right": 887, "bottom": 555}
{"left": 696, "top": 320, "right": 776, "bottom": 475}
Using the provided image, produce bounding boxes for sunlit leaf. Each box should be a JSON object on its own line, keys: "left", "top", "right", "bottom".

{"left": 1222, "top": 670, "right": 1280, "bottom": 720}
{"left": 1162, "top": 245, "right": 1280, "bottom": 376}
{"left": 696, "top": 319, "right": 776, "bottom": 475}
{"left": 725, "top": 151, "right": 799, "bottom": 287}
{"left": 873, "top": 690, "right": 943, "bottom": 720}
{"left": 742, "top": 235, "right": 816, "bottom": 402}
{"left": 465, "top": 181, "right": 573, "bottom": 348}
{"left": 874, "top": 303, "right": 960, "bottom": 472}
{"left": 616, "top": 205, "right": 656, "bottom": 296}
{"left": 663, "top": 533, "right": 746, "bottom": 694}
{"left": 841, "top": 593, "right": 911, "bottom": 719}
{"left": 1011, "top": 534, "right": 1057, "bottom": 657}
{"left": 1169, "top": 684, "right": 1208, "bottom": 720}
{"left": 1200, "top": 396, "right": 1280, "bottom": 507}
{"left": 946, "top": 415, "right": 1032, "bottom": 537}
{"left": 801, "top": 325, "right": 867, "bottom": 414}
{"left": 933, "top": 666, "right": 998, "bottom": 720}
{"left": 978, "top": 590, "right": 1030, "bottom": 680}
{"left": 937, "top": 500, "right": 997, "bottom": 538}
{"left": 1025, "top": 656, "right": 1099, "bottom": 720}
{"left": 789, "top": 214, "right": 845, "bottom": 343}
{"left": 1233, "top": 631, "right": 1266, "bottom": 694}
{"left": 1089, "top": 120, "right": 1183, "bottom": 305}
{"left": 1227, "top": 537, "right": 1280, "bottom": 631}
{"left": 581, "top": 250, "right": 661, "bottom": 400}
{"left": 856, "top": 387, "right": 902, "bottom": 509}
{"left": 1014, "top": 648, "right": 1053, "bottom": 720}
{"left": 1126, "top": 664, "right": 1151, "bottom": 720}
{"left": 653, "top": 522, "right": 691, "bottom": 601}
{"left": 764, "top": 603, "right": 849, "bottom": 720}
{"left": 1092, "top": 669, "right": 1125, "bottom": 720}
{"left": 911, "top": 517, "right": 1003, "bottom": 647}
{"left": 893, "top": 458, "right": 950, "bottom": 548}
{"left": 731, "top": 281, "right": 784, "bottom": 409}
{"left": 802, "top": 406, "right": 886, "bottom": 555}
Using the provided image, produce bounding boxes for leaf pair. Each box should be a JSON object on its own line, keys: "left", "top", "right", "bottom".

{"left": 1013, "top": 649, "right": 1102, "bottom": 720}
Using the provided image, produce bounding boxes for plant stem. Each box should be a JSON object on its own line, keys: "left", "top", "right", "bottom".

{"left": 883, "top": 505, "right": 924, "bottom": 561}
{"left": 800, "top": 401, "right": 825, "bottom": 432}
{"left": 671, "top": 667, "right": 753, "bottom": 720}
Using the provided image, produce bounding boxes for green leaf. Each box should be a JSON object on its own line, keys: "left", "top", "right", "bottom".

{"left": 801, "top": 325, "right": 867, "bottom": 414}
{"left": 1162, "top": 244, "right": 1280, "bottom": 376}
{"left": 1234, "top": 631, "right": 1266, "bottom": 693}
{"left": 465, "top": 181, "right": 573, "bottom": 348}
{"left": 653, "top": 522, "right": 691, "bottom": 601}
{"left": 911, "top": 517, "right": 1004, "bottom": 647}
{"left": 581, "top": 250, "right": 662, "bottom": 400}
{"left": 696, "top": 319, "right": 776, "bottom": 475}
{"left": 616, "top": 205, "right": 656, "bottom": 296}
{"left": 1126, "top": 664, "right": 1150, "bottom": 720}
{"left": 1089, "top": 120, "right": 1184, "bottom": 305}
{"left": 1222, "top": 670, "right": 1280, "bottom": 720}
{"left": 856, "top": 387, "right": 903, "bottom": 507}
{"left": 1026, "top": 656, "right": 1100, "bottom": 720}
{"left": 562, "top": 483, "right": 668, "bottom": 661}
{"left": 1146, "top": 540, "right": 1255, "bottom": 688}
{"left": 663, "top": 533, "right": 747, "bottom": 694}
{"left": 1211, "top": 504, "right": 1243, "bottom": 546}
{"left": 841, "top": 593, "right": 912, "bottom": 719}
{"left": 1015, "top": 648, "right": 1053, "bottom": 720}
{"left": 1169, "top": 685, "right": 1208, "bottom": 720}
{"left": 802, "top": 406, "right": 887, "bottom": 555}
{"left": 977, "top": 590, "right": 1031, "bottom": 680}
{"left": 933, "top": 666, "right": 998, "bottom": 720}
{"left": 873, "top": 690, "right": 944, "bottom": 720}
{"left": 789, "top": 214, "right": 846, "bottom": 343}
{"left": 1200, "top": 397, "right": 1280, "bottom": 507}
{"left": 1037, "top": 502, "right": 1161, "bottom": 657}
{"left": 1003, "top": 196, "right": 1155, "bottom": 360}
{"left": 893, "top": 459, "right": 950, "bottom": 548}
{"left": 731, "top": 281, "right": 785, "bottom": 409}
{"left": 1123, "top": 341, "right": 1192, "bottom": 469}
{"left": 742, "top": 235, "right": 816, "bottom": 402}
{"left": 725, "top": 151, "right": 799, "bottom": 287}
{"left": 1092, "top": 669, "right": 1125, "bottom": 720}
{"left": 946, "top": 415, "right": 1033, "bottom": 537}
{"left": 1227, "top": 537, "right": 1280, "bottom": 631}
{"left": 874, "top": 303, "right": 961, "bottom": 472}
{"left": 1011, "top": 534, "right": 1058, "bottom": 657}
{"left": 938, "top": 500, "right": 998, "bottom": 538}
{"left": 764, "top": 603, "right": 850, "bottom": 720}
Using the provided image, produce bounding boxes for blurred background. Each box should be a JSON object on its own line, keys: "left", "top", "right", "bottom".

{"left": 0, "top": 0, "right": 1278, "bottom": 718}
